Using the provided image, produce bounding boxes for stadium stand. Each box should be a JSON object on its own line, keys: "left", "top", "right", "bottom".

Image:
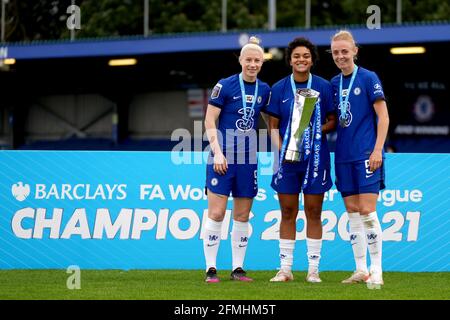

{"left": 0, "top": 21, "right": 449, "bottom": 152}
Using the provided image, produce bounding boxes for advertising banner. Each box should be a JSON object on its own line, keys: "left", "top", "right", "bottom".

{"left": 0, "top": 151, "right": 448, "bottom": 272}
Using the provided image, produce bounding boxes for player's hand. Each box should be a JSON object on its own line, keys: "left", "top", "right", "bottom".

{"left": 369, "top": 149, "right": 383, "bottom": 172}
{"left": 213, "top": 152, "right": 228, "bottom": 175}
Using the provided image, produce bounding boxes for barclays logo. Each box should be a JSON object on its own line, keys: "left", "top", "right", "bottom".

{"left": 11, "top": 182, "right": 30, "bottom": 202}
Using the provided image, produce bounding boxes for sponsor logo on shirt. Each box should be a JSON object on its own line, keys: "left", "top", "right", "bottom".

{"left": 235, "top": 108, "right": 255, "bottom": 131}
{"left": 338, "top": 101, "right": 353, "bottom": 127}
{"left": 211, "top": 83, "right": 222, "bottom": 99}
{"left": 373, "top": 83, "right": 383, "bottom": 95}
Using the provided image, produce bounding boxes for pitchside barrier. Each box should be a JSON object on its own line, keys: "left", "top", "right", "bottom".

{"left": 0, "top": 151, "right": 448, "bottom": 272}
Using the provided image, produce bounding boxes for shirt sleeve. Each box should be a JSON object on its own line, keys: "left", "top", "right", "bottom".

{"left": 208, "top": 79, "right": 227, "bottom": 108}
{"left": 367, "top": 72, "right": 385, "bottom": 104}
{"left": 260, "top": 86, "right": 272, "bottom": 114}
{"left": 331, "top": 80, "right": 340, "bottom": 113}
{"left": 265, "top": 84, "right": 281, "bottom": 118}
{"left": 322, "top": 81, "right": 335, "bottom": 115}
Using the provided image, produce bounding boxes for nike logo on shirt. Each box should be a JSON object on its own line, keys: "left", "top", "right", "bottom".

{"left": 233, "top": 96, "right": 241, "bottom": 100}
{"left": 282, "top": 98, "right": 290, "bottom": 103}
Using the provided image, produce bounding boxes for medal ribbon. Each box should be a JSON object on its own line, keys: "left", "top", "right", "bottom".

{"left": 238, "top": 73, "right": 258, "bottom": 128}
{"left": 339, "top": 65, "right": 358, "bottom": 126}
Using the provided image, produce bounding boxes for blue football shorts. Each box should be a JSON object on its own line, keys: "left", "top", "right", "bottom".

{"left": 271, "top": 160, "right": 332, "bottom": 195}
{"left": 335, "top": 159, "right": 385, "bottom": 197}
{"left": 206, "top": 162, "right": 258, "bottom": 198}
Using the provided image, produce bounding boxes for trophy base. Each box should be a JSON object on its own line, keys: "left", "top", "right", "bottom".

{"left": 284, "top": 150, "right": 302, "bottom": 162}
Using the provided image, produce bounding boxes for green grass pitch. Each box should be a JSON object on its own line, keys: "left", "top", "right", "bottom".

{"left": 0, "top": 270, "right": 448, "bottom": 300}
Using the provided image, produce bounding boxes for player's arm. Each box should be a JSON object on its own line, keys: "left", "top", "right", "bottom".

{"left": 322, "top": 112, "right": 337, "bottom": 134}
{"left": 268, "top": 116, "right": 282, "bottom": 152}
{"left": 322, "top": 83, "right": 337, "bottom": 134}
{"left": 260, "top": 111, "right": 269, "bottom": 129}
{"left": 260, "top": 90, "right": 272, "bottom": 129}
{"left": 204, "top": 104, "right": 227, "bottom": 175}
{"left": 370, "top": 99, "right": 390, "bottom": 172}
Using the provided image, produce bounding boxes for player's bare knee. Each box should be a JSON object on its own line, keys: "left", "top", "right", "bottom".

{"left": 281, "top": 207, "right": 298, "bottom": 223}
{"left": 304, "top": 205, "right": 322, "bottom": 221}
{"left": 359, "top": 206, "right": 376, "bottom": 215}
{"left": 346, "top": 205, "right": 360, "bottom": 213}
{"left": 208, "top": 211, "right": 225, "bottom": 222}
{"left": 233, "top": 212, "right": 250, "bottom": 222}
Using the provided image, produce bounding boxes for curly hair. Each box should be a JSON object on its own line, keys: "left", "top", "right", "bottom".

{"left": 285, "top": 37, "right": 319, "bottom": 66}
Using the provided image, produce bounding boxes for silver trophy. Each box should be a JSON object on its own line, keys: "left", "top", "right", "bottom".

{"left": 284, "top": 88, "right": 320, "bottom": 162}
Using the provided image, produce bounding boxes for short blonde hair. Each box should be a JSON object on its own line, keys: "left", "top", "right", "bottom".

{"left": 240, "top": 36, "right": 264, "bottom": 57}
{"left": 331, "top": 30, "right": 357, "bottom": 48}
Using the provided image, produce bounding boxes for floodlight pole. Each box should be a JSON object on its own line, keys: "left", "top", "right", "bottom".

{"left": 1, "top": 0, "right": 8, "bottom": 43}
{"left": 305, "top": 0, "right": 311, "bottom": 29}
{"left": 268, "top": 0, "right": 276, "bottom": 30}
{"left": 221, "top": 0, "right": 227, "bottom": 32}
{"left": 396, "top": 0, "right": 402, "bottom": 24}
{"left": 144, "top": 0, "right": 149, "bottom": 36}
{"left": 70, "top": 0, "right": 75, "bottom": 41}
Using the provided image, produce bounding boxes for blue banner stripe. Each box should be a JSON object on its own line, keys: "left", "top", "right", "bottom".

{"left": 0, "top": 151, "right": 448, "bottom": 271}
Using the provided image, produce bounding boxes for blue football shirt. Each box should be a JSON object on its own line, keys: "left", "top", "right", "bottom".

{"left": 208, "top": 74, "right": 271, "bottom": 155}
{"left": 331, "top": 66, "right": 385, "bottom": 163}
{"left": 266, "top": 74, "right": 334, "bottom": 169}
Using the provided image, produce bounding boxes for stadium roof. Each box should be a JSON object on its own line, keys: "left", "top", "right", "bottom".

{"left": 2, "top": 21, "right": 450, "bottom": 60}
